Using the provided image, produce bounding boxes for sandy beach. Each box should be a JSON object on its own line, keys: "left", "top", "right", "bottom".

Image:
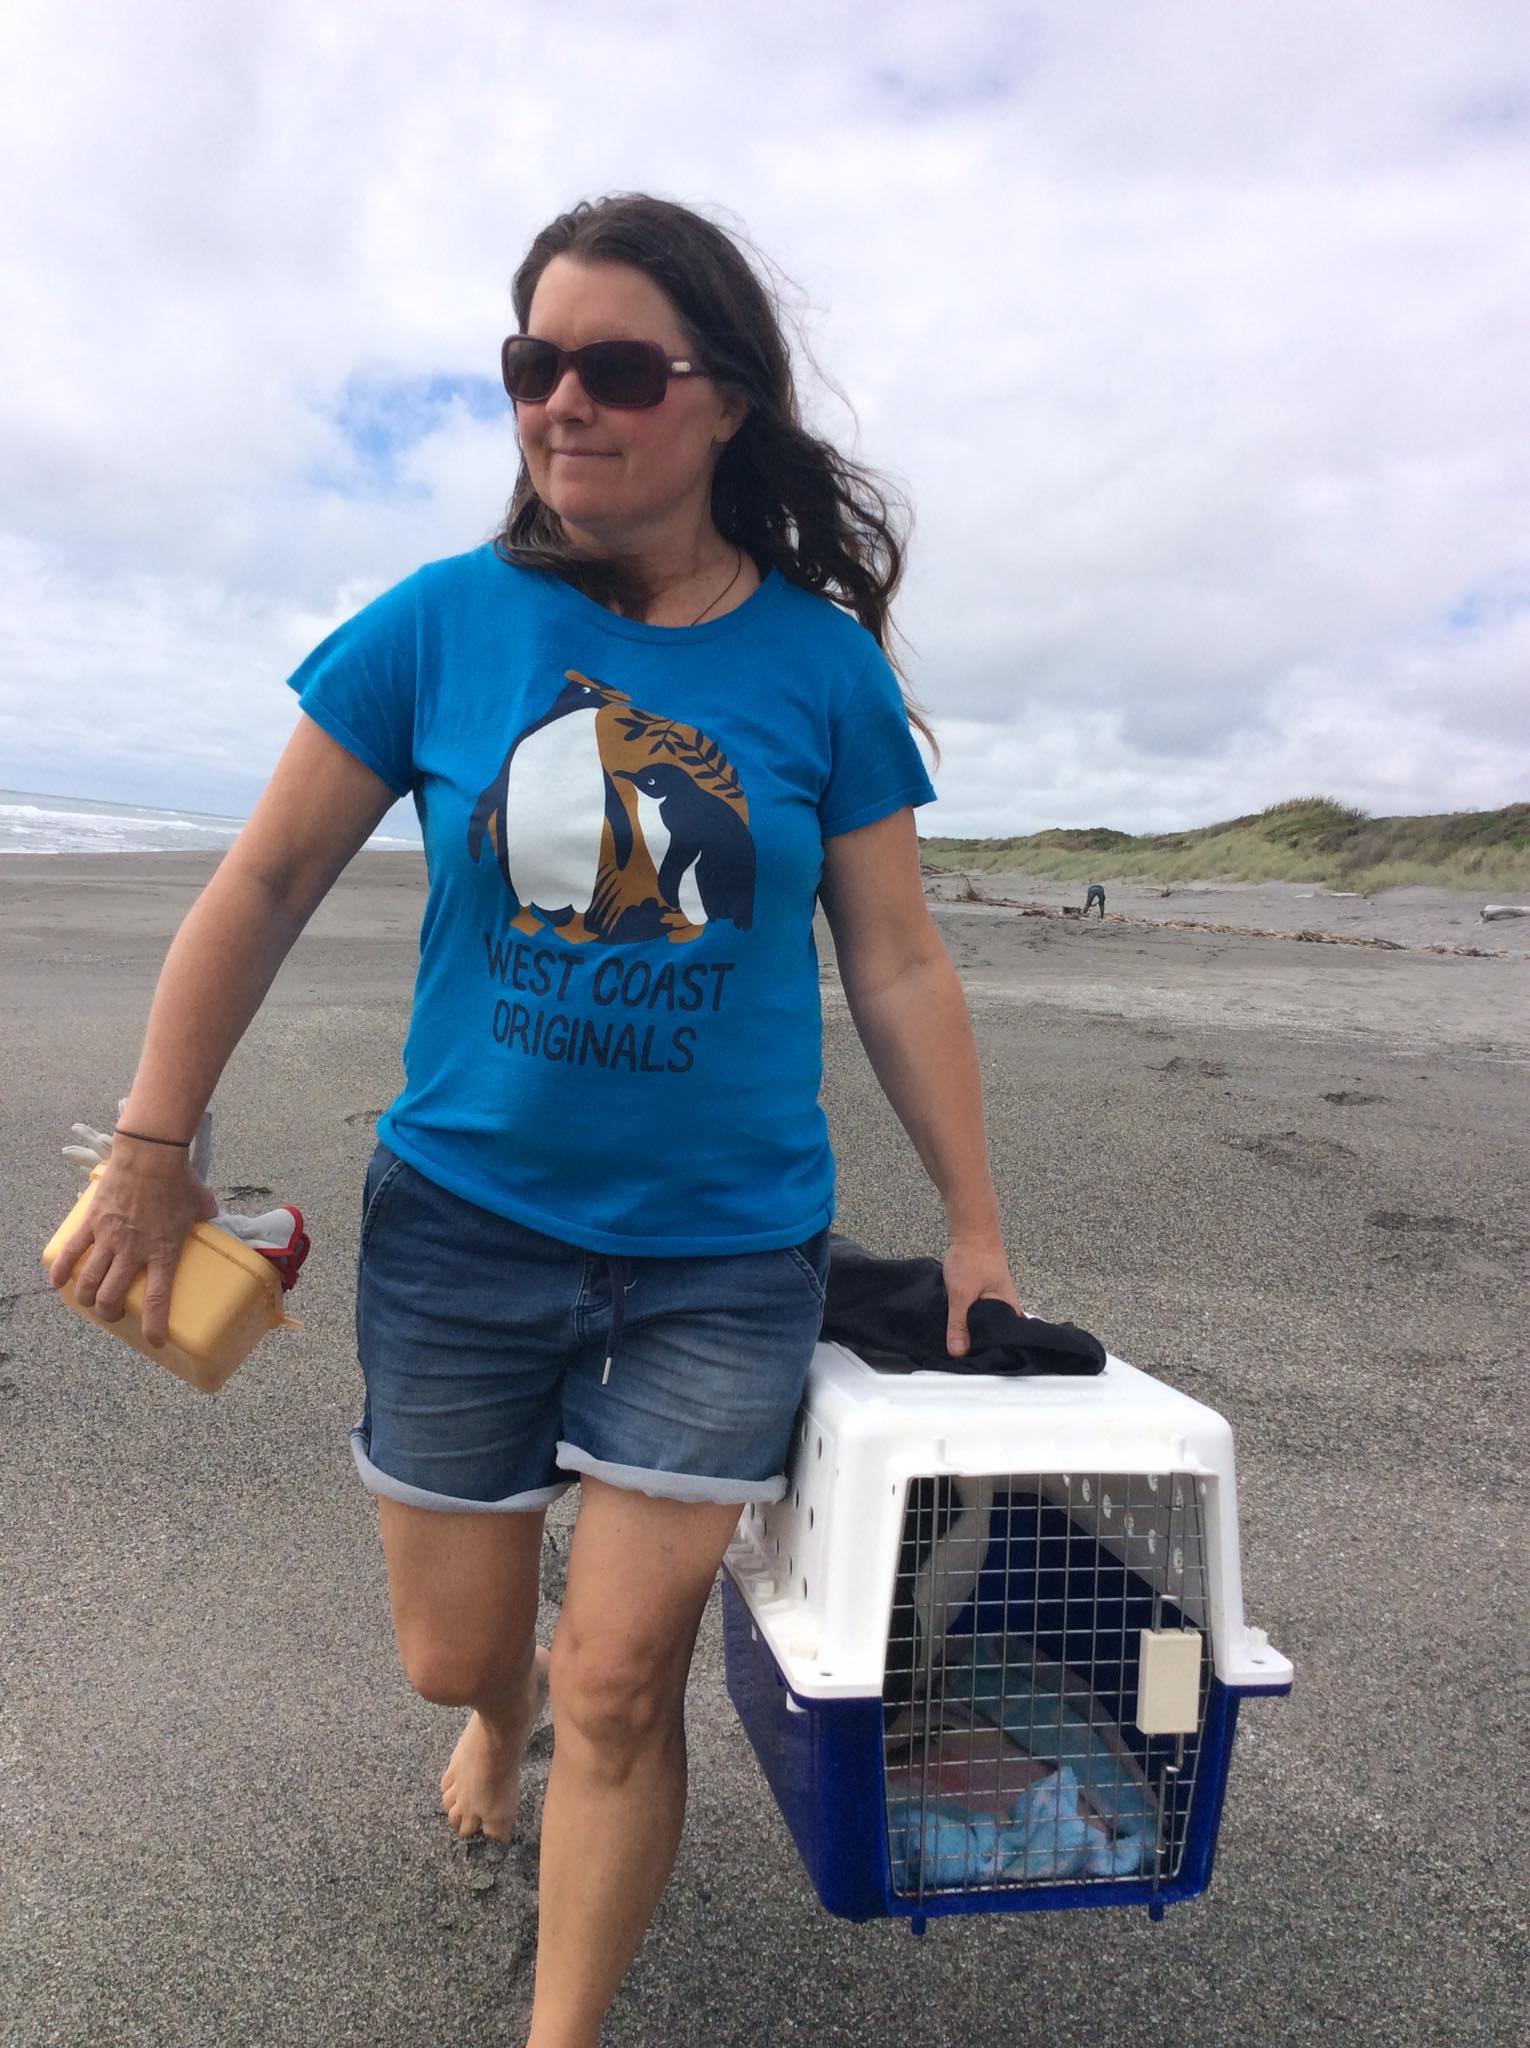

{"left": 3, "top": 850, "right": 1525, "bottom": 2047}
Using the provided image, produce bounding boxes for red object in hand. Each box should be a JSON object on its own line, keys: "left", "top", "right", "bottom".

{"left": 255, "top": 1206, "right": 310, "bottom": 1291}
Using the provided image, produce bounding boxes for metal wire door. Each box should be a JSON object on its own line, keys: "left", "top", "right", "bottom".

{"left": 883, "top": 1472, "right": 1211, "bottom": 1901}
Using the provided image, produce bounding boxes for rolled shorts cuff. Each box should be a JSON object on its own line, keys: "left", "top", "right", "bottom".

{"left": 350, "top": 1426, "right": 574, "bottom": 1514}
{"left": 555, "top": 1439, "right": 787, "bottom": 1506}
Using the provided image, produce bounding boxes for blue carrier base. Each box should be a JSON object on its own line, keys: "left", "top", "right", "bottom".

{"left": 722, "top": 1576, "right": 1249, "bottom": 1929}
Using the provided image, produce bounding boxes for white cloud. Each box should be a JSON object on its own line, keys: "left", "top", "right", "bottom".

{"left": 1, "top": 0, "right": 1526, "bottom": 833}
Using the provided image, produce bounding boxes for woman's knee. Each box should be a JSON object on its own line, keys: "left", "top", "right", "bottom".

{"left": 546, "top": 1630, "right": 684, "bottom": 1754}
{"left": 375, "top": 1497, "right": 546, "bottom": 1706}
{"left": 400, "top": 1625, "right": 538, "bottom": 1707}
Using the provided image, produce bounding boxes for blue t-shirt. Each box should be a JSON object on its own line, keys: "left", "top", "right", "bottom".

{"left": 286, "top": 546, "right": 937, "bottom": 1255}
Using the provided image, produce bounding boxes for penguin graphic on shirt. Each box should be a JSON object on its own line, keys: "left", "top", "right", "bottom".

{"left": 469, "top": 669, "right": 755, "bottom": 946}
{"left": 613, "top": 763, "right": 755, "bottom": 931}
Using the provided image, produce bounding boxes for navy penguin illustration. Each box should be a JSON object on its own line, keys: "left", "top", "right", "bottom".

{"left": 613, "top": 762, "right": 756, "bottom": 931}
{"left": 468, "top": 676, "right": 628, "bottom": 942}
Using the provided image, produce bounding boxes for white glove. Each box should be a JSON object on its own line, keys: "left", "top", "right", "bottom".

{"left": 62, "top": 1121, "right": 114, "bottom": 1172}
{"left": 64, "top": 1098, "right": 214, "bottom": 1181}
{"left": 214, "top": 1207, "right": 305, "bottom": 1252}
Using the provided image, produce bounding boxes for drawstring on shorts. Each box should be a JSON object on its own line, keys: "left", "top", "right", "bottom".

{"left": 599, "top": 1256, "right": 636, "bottom": 1385}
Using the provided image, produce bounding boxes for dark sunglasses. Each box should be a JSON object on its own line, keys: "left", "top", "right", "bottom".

{"left": 500, "top": 334, "right": 710, "bottom": 410}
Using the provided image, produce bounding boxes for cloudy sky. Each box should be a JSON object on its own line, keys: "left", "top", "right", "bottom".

{"left": 2, "top": 0, "right": 1526, "bottom": 838}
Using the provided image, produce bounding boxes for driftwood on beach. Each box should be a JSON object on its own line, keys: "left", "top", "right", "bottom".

{"left": 1480, "top": 905, "right": 1530, "bottom": 922}
{"left": 926, "top": 877, "right": 1504, "bottom": 958}
{"left": 1124, "top": 914, "right": 1496, "bottom": 958}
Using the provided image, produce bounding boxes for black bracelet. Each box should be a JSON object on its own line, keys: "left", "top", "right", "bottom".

{"left": 114, "top": 1127, "right": 192, "bottom": 1149}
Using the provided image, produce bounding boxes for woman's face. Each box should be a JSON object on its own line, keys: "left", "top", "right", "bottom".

{"left": 516, "top": 255, "right": 747, "bottom": 555}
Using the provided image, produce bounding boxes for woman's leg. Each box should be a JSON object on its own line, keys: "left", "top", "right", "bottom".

{"left": 377, "top": 1495, "right": 550, "bottom": 1838}
{"left": 527, "top": 1475, "right": 746, "bottom": 2048}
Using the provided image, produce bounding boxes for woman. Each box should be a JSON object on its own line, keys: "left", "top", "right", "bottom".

{"left": 49, "top": 194, "right": 1022, "bottom": 2047}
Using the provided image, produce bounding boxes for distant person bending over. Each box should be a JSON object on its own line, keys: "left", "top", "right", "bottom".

{"left": 1085, "top": 883, "right": 1106, "bottom": 918}
{"left": 48, "top": 194, "right": 1023, "bottom": 2048}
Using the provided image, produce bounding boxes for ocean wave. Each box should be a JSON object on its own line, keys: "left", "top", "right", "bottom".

{"left": 0, "top": 798, "right": 420, "bottom": 858}
{"left": 3, "top": 802, "right": 215, "bottom": 832}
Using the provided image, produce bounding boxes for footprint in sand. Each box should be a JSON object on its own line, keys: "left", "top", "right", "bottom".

{"left": 220, "top": 1184, "right": 274, "bottom": 1204}
{"left": 1323, "top": 1090, "right": 1386, "bottom": 1106}
{"left": 1365, "top": 1210, "right": 1470, "bottom": 1234}
{"left": 1159, "top": 1056, "right": 1230, "bottom": 1079}
{"left": 1365, "top": 1209, "right": 1482, "bottom": 1271}
{"left": 1220, "top": 1131, "right": 1357, "bottom": 1174}
{"left": 342, "top": 1108, "right": 390, "bottom": 1127}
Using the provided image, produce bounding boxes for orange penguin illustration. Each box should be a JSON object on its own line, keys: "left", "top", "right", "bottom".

{"left": 469, "top": 670, "right": 753, "bottom": 946}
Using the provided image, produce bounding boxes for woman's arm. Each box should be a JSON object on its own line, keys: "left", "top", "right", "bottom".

{"left": 113, "top": 715, "right": 402, "bottom": 1139}
{"left": 818, "top": 806, "right": 1023, "bottom": 1352}
{"left": 48, "top": 715, "right": 403, "bottom": 1342}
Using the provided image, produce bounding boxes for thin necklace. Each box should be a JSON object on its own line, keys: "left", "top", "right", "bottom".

{"left": 688, "top": 547, "right": 743, "bottom": 626}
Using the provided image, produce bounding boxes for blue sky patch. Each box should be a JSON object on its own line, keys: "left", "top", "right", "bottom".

{"left": 1448, "top": 576, "right": 1530, "bottom": 632}
{"left": 308, "top": 371, "right": 505, "bottom": 495}
{"left": 869, "top": 63, "right": 1020, "bottom": 116}
{"left": 1452, "top": 87, "right": 1530, "bottom": 134}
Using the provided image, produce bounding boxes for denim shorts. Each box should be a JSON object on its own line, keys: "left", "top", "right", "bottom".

{"left": 352, "top": 1143, "right": 831, "bottom": 1512}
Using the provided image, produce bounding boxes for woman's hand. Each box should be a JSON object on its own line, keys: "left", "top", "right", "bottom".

{"left": 943, "top": 1236, "right": 1025, "bottom": 1358}
{"left": 47, "top": 1148, "right": 218, "bottom": 1348}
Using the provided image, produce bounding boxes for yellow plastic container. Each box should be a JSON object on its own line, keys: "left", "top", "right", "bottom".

{"left": 43, "top": 1167, "right": 300, "bottom": 1393}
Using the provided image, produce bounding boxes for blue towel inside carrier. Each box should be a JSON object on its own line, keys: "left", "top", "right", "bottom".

{"left": 722, "top": 1342, "right": 1292, "bottom": 1931}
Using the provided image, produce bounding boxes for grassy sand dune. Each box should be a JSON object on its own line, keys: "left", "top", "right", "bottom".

{"left": 920, "top": 797, "right": 1530, "bottom": 893}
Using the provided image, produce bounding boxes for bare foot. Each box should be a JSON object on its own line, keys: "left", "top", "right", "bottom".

{"left": 440, "top": 1644, "right": 550, "bottom": 1841}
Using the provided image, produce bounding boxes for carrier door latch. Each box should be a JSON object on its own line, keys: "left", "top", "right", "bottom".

{"left": 1135, "top": 1629, "right": 1203, "bottom": 1735}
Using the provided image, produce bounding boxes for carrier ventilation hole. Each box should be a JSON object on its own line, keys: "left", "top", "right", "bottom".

{"left": 787, "top": 1556, "right": 793, "bottom": 1577}
{"left": 793, "top": 1488, "right": 800, "bottom": 1508}
{"left": 1101, "top": 1491, "right": 1113, "bottom": 1519}
{"left": 816, "top": 1436, "right": 823, "bottom": 1460}
{"left": 1079, "top": 1478, "right": 1092, "bottom": 1503}
{"left": 1124, "top": 1512, "right": 1135, "bottom": 1536}
{"left": 1173, "top": 1486, "right": 1184, "bottom": 1509}
{"left": 1173, "top": 1546, "right": 1184, "bottom": 1575}
{"left": 1147, "top": 1473, "right": 1159, "bottom": 1492}
{"left": 801, "top": 1578, "right": 808, "bottom": 1601}
{"left": 1147, "top": 1528, "right": 1157, "bottom": 1555}
{"left": 808, "top": 1507, "right": 815, "bottom": 1530}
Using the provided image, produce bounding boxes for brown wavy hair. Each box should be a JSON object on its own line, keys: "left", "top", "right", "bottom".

{"left": 493, "top": 193, "right": 934, "bottom": 755}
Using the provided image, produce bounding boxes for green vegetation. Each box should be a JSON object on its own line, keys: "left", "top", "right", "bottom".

{"left": 919, "top": 798, "right": 1530, "bottom": 893}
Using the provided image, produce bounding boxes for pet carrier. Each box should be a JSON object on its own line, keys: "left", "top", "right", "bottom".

{"left": 722, "top": 1341, "right": 1291, "bottom": 1931}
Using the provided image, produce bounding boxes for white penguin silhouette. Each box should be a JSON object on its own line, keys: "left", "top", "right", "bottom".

{"left": 502, "top": 683, "right": 608, "bottom": 925}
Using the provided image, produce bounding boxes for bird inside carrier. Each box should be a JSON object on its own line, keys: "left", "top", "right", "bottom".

{"left": 881, "top": 1469, "right": 1211, "bottom": 1901}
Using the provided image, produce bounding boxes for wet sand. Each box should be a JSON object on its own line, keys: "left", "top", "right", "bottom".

{"left": 2, "top": 851, "right": 1525, "bottom": 2047}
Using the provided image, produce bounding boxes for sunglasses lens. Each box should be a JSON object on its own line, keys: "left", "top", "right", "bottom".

{"left": 501, "top": 337, "right": 560, "bottom": 402}
{"left": 579, "top": 342, "right": 665, "bottom": 408}
{"left": 500, "top": 337, "right": 670, "bottom": 408}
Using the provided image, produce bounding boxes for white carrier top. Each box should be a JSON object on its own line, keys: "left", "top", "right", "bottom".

{"left": 724, "top": 1342, "right": 1294, "bottom": 1702}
